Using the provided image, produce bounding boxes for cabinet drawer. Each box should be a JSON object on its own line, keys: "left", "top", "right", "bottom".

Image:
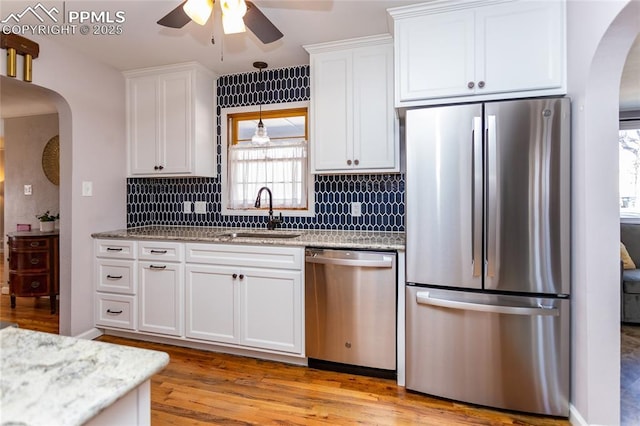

{"left": 9, "top": 272, "right": 50, "bottom": 296}
{"left": 9, "top": 251, "right": 50, "bottom": 271}
{"left": 185, "top": 243, "right": 303, "bottom": 270}
{"left": 138, "top": 241, "right": 183, "bottom": 262}
{"left": 96, "top": 259, "right": 136, "bottom": 294}
{"left": 10, "top": 238, "right": 50, "bottom": 250}
{"left": 95, "top": 293, "right": 136, "bottom": 330}
{"left": 95, "top": 240, "right": 136, "bottom": 260}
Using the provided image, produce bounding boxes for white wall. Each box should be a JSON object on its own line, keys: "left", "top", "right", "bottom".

{"left": 567, "top": 1, "right": 640, "bottom": 424}
{"left": 0, "top": 36, "right": 128, "bottom": 336}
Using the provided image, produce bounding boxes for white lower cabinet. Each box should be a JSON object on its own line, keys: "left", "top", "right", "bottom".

{"left": 138, "top": 261, "right": 184, "bottom": 336}
{"left": 185, "top": 264, "right": 239, "bottom": 344}
{"left": 185, "top": 243, "right": 304, "bottom": 355}
{"left": 95, "top": 239, "right": 304, "bottom": 359}
{"left": 240, "top": 268, "right": 302, "bottom": 353}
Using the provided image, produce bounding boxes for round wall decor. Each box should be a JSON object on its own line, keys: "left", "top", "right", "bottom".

{"left": 42, "top": 135, "right": 59, "bottom": 186}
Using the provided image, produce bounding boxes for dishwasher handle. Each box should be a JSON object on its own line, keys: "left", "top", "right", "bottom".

{"left": 416, "top": 291, "right": 559, "bottom": 316}
{"left": 306, "top": 253, "right": 394, "bottom": 268}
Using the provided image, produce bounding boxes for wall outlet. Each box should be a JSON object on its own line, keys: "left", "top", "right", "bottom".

{"left": 23, "top": 184, "right": 32, "bottom": 195}
{"left": 183, "top": 201, "right": 193, "bottom": 214}
{"left": 351, "top": 202, "right": 362, "bottom": 217}
{"left": 194, "top": 201, "right": 207, "bottom": 214}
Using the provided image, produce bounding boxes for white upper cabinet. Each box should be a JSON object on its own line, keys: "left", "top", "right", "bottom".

{"left": 305, "top": 35, "right": 398, "bottom": 174}
{"left": 125, "top": 62, "right": 217, "bottom": 176}
{"left": 389, "top": 0, "right": 566, "bottom": 106}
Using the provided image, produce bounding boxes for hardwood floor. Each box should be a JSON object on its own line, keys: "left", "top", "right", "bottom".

{"left": 0, "top": 288, "right": 635, "bottom": 424}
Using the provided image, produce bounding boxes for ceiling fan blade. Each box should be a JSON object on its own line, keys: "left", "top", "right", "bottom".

{"left": 157, "top": 1, "right": 192, "bottom": 28}
{"left": 244, "top": 1, "right": 283, "bottom": 44}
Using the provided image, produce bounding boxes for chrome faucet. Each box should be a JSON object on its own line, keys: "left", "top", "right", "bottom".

{"left": 254, "top": 186, "right": 282, "bottom": 230}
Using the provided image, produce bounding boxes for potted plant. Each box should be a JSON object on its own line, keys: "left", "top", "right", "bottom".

{"left": 36, "top": 211, "right": 58, "bottom": 232}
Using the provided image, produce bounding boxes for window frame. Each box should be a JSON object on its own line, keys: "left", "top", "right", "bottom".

{"left": 619, "top": 116, "right": 640, "bottom": 221}
{"left": 220, "top": 101, "right": 315, "bottom": 218}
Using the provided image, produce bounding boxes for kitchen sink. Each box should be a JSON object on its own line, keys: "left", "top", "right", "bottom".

{"left": 220, "top": 232, "right": 301, "bottom": 239}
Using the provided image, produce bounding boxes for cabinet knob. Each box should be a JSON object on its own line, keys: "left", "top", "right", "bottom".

{"left": 354, "top": 159, "right": 360, "bottom": 166}
{"left": 239, "top": 274, "right": 245, "bottom": 280}
{"left": 158, "top": 165, "right": 164, "bottom": 170}
{"left": 154, "top": 166, "right": 159, "bottom": 170}
{"left": 478, "top": 81, "right": 485, "bottom": 88}
{"left": 30, "top": 281, "right": 41, "bottom": 289}
{"left": 232, "top": 273, "right": 238, "bottom": 279}
{"left": 347, "top": 160, "right": 352, "bottom": 166}
{"left": 467, "top": 81, "right": 475, "bottom": 89}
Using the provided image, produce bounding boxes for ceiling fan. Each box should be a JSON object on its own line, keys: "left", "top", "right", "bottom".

{"left": 157, "top": 0, "right": 283, "bottom": 44}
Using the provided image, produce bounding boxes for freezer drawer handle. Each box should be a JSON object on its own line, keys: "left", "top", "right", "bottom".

{"left": 305, "top": 255, "right": 393, "bottom": 268}
{"left": 415, "top": 292, "right": 559, "bottom": 316}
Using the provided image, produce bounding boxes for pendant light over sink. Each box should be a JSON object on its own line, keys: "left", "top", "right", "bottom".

{"left": 252, "top": 61, "right": 270, "bottom": 144}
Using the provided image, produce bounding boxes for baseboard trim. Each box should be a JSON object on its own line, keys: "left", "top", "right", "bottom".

{"left": 75, "top": 327, "right": 103, "bottom": 340}
{"left": 570, "top": 404, "right": 589, "bottom": 426}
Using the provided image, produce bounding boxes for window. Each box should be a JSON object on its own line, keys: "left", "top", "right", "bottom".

{"left": 221, "top": 102, "right": 314, "bottom": 217}
{"left": 620, "top": 118, "right": 640, "bottom": 217}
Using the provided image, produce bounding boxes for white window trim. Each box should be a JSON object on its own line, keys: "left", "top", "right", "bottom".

{"left": 619, "top": 117, "right": 640, "bottom": 220}
{"left": 221, "top": 101, "right": 315, "bottom": 218}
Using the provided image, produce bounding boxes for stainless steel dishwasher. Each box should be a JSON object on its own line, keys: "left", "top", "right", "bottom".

{"left": 305, "top": 249, "right": 397, "bottom": 377}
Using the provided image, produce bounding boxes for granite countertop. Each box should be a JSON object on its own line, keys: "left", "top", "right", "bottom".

{"left": 92, "top": 226, "right": 405, "bottom": 251}
{"left": 0, "top": 328, "right": 169, "bottom": 426}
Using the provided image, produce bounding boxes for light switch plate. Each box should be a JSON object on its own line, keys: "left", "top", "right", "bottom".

{"left": 82, "top": 181, "right": 93, "bottom": 197}
{"left": 23, "top": 185, "right": 32, "bottom": 195}
{"left": 194, "top": 201, "right": 207, "bottom": 214}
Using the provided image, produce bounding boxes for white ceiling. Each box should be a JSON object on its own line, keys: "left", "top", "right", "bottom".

{"left": 0, "top": 0, "right": 638, "bottom": 118}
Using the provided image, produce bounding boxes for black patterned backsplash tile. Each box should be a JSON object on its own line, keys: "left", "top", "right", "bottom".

{"left": 126, "top": 65, "right": 405, "bottom": 232}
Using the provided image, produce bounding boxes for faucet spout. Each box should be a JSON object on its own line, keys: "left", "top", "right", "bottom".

{"left": 254, "top": 186, "right": 282, "bottom": 230}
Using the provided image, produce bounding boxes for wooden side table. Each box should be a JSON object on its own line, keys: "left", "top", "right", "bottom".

{"left": 7, "top": 231, "right": 59, "bottom": 314}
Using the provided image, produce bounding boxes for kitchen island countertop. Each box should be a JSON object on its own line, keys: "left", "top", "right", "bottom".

{"left": 0, "top": 327, "right": 169, "bottom": 426}
{"left": 92, "top": 226, "right": 405, "bottom": 251}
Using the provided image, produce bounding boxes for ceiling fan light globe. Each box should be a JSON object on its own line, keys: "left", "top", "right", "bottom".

{"left": 221, "top": 0, "right": 247, "bottom": 18}
{"left": 183, "top": 0, "right": 214, "bottom": 25}
{"left": 222, "top": 15, "right": 246, "bottom": 34}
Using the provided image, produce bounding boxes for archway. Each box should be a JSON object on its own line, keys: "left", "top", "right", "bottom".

{"left": 0, "top": 76, "right": 71, "bottom": 334}
{"left": 568, "top": 1, "right": 640, "bottom": 424}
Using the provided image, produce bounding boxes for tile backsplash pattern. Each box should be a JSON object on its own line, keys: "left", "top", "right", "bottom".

{"left": 127, "top": 65, "right": 405, "bottom": 232}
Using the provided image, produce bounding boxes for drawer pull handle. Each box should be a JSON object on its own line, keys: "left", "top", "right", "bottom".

{"left": 106, "top": 309, "right": 123, "bottom": 315}
{"left": 106, "top": 248, "right": 123, "bottom": 252}
{"left": 30, "top": 242, "right": 40, "bottom": 247}
{"left": 150, "top": 250, "right": 168, "bottom": 254}
{"left": 30, "top": 281, "right": 41, "bottom": 289}
{"left": 150, "top": 265, "right": 166, "bottom": 270}
{"left": 30, "top": 258, "right": 40, "bottom": 265}
{"left": 106, "top": 275, "right": 123, "bottom": 279}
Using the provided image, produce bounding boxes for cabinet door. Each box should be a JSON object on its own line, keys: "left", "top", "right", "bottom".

{"left": 353, "top": 44, "right": 396, "bottom": 170}
{"left": 475, "top": 1, "right": 565, "bottom": 95}
{"left": 138, "top": 261, "right": 184, "bottom": 336}
{"left": 240, "top": 269, "right": 302, "bottom": 354}
{"left": 128, "top": 75, "right": 159, "bottom": 175}
{"left": 159, "top": 70, "right": 193, "bottom": 174}
{"left": 185, "top": 264, "right": 239, "bottom": 344}
{"left": 311, "top": 51, "right": 353, "bottom": 171}
{"left": 395, "top": 9, "right": 475, "bottom": 102}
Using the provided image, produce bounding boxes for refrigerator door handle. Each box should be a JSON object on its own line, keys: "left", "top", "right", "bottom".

{"left": 486, "top": 115, "right": 498, "bottom": 278}
{"left": 472, "top": 116, "right": 483, "bottom": 277}
{"left": 415, "top": 291, "right": 559, "bottom": 316}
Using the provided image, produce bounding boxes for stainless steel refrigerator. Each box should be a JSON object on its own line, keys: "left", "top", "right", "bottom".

{"left": 405, "top": 97, "right": 571, "bottom": 417}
